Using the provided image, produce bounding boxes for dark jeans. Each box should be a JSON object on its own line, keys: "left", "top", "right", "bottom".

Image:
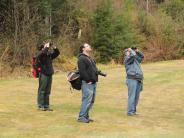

{"left": 38, "top": 73, "right": 52, "bottom": 108}
{"left": 79, "top": 81, "right": 96, "bottom": 119}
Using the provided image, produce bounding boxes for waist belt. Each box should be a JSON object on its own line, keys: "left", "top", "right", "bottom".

{"left": 127, "top": 75, "right": 143, "bottom": 82}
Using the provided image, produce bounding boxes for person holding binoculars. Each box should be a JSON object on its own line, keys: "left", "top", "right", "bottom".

{"left": 36, "top": 42, "right": 60, "bottom": 111}
{"left": 124, "top": 46, "right": 144, "bottom": 116}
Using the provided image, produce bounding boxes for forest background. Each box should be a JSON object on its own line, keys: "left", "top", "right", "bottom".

{"left": 0, "top": 0, "right": 183, "bottom": 77}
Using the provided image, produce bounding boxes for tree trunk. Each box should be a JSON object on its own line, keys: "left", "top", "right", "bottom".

{"left": 146, "top": 0, "right": 149, "bottom": 13}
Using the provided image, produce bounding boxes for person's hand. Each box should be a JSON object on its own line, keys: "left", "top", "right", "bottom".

{"left": 135, "top": 49, "right": 139, "bottom": 52}
{"left": 44, "top": 43, "right": 50, "bottom": 48}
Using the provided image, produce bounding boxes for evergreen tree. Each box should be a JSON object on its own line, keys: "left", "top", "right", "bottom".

{"left": 93, "top": 0, "right": 114, "bottom": 63}
{"left": 93, "top": 0, "right": 139, "bottom": 63}
{"left": 112, "top": 14, "right": 139, "bottom": 62}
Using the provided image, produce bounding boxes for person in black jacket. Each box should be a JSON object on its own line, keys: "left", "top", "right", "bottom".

{"left": 37, "top": 42, "right": 60, "bottom": 111}
{"left": 77, "top": 43, "right": 106, "bottom": 123}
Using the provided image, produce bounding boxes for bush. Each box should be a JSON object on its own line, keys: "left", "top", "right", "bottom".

{"left": 138, "top": 10, "right": 181, "bottom": 61}
{"left": 164, "top": 0, "right": 184, "bottom": 23}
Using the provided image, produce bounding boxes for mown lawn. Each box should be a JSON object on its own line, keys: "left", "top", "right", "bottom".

{"left": 0, "top": 60, "right": 184, "bottom": 138}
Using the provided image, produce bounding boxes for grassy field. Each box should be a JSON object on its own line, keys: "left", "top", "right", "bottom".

{"left": 0, "top": 60, "right": 184, "bottom": 138}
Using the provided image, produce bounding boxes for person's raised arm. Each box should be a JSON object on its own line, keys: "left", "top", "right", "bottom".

{"left": 124, "top": 48, "right": 136, "bottom": 65}
{"left": 51, "top": 46, "right": 60, "bottom": 59}
{"left": 135, "top": 49, "right": 144, "bottom": 63}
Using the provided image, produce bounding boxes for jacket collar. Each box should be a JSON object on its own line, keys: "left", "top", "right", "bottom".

{"left": 79, "top": 53, "right": 90, "bottom": 58}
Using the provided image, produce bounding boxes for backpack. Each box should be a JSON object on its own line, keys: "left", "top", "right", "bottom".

{"left": 67, "top": 70, "right": 82, "bottom": 91}
{"left": 32, "top": 55, "right": 41, "bottom": 78}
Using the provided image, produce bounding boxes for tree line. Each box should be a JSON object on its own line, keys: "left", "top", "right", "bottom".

{"left": 0, "top": 0, "right": 184, "bottom": 75}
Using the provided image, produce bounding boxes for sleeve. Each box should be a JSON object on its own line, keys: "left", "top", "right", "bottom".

{"left": 78, "top": 58, "right": 90, "bottom": 82}
{"left": 51, "top": 48, "right": 60, "bottom": 59}
{"left": 124, "top": 50, "right": 136, "bottom": 65}
{"left": 135, "top": 51, "right": 144, "bottom": 63}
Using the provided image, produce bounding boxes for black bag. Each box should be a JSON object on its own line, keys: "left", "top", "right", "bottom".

{"left": 67, "top": 70, "right": 82, "bottom": 91}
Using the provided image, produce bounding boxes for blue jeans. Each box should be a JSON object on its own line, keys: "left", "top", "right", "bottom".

{"left": 126, "top": 79, "right": 143, "bottom": 114}
{"left": 79, "top": 81, "right": 96, "bottom": 119}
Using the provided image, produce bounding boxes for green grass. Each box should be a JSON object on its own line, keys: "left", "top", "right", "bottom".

{"left": 0, "top": 60, "right": 184, "bottom": 138}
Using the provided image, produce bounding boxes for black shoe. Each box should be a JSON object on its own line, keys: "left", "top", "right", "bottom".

{"left": 77, "top": 118, "right": 90, "bottom": 123}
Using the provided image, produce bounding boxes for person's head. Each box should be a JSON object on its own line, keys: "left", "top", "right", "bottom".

{"left": 37, "top": 44, "right": 44, "bottom": 51}
{"left": 79, "top": 43, "right": 92, "bottom": 54}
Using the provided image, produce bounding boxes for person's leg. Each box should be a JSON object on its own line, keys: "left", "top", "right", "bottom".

{"left": 86, "top": 83, "right": 96, "bottom": 120}
{"left": 134, "top": 81, "right": 142, "bottom": 113}
{"left": 79, "top": 81, "right": 94, "bottom": 120}
{"left": 126, "top": 79, "right": 138, "bottom": 115}
{"left": 38, "top": 73, "right": 48, "bottom": 109}
{"left": 37, "top": 73, "right": 41, "bottom": 108}
{"left": 44, "top": 75, "right": 52, "bottom": 109}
